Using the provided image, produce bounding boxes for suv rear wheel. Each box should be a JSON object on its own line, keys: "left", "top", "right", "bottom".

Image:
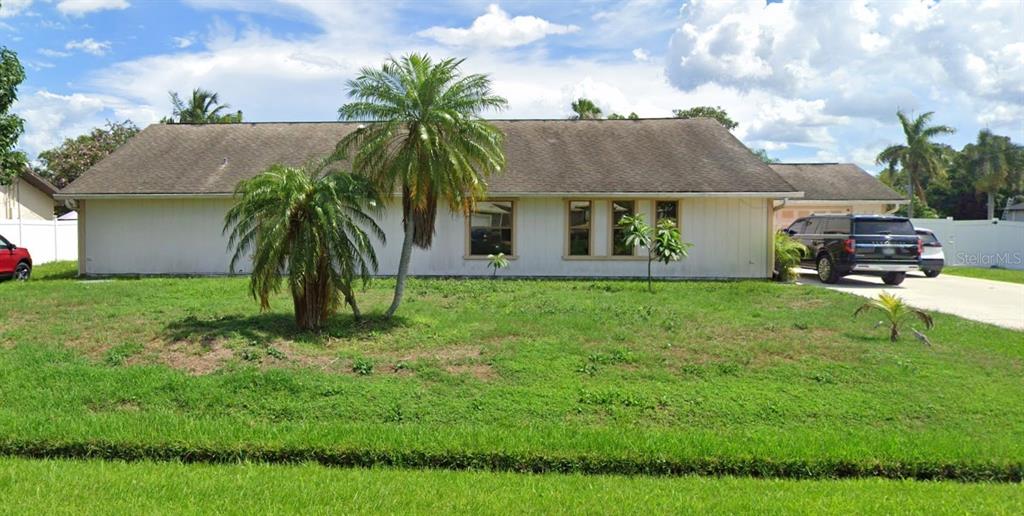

{"left": 816, "top": 255, "right": 839, "bottom": 284}
{"left": 881, "top": 272, "right": 905, "bottom": 285}
{"left": 924, "top": 270, "right": 941, "bottom": 278}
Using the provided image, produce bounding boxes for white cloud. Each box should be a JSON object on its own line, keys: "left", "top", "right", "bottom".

{"left": 66, "top": 38, "right": 112, "bottom": 56}
{"left": 56, "top": 0, "right": 130, "bottom": 17}
{"left": 0, "top": 0, "right": 32, "bottom": 18}
{"left": 418, "top": 4, "right": 579, "bottom": 48}
{"left": 15, "top": 89, "right": 158, "bottom": 156}
{"left": 632, "top": 48, "right": 650, "bottom": 62}
{"left": 39, "top": 48, "right": 72, "bottom": 58}
{"left": 172, "top": 36, "right": 194, "bottom": 49}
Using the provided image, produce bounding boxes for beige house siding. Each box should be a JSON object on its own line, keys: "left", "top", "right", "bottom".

{"left": 80, "top": 196, "right": 773, "bottom": 278}
{"left": 774, "top": 202, "right": 895, "bottom": 230}
{"left": 1, "top": 178, "right": 55, "bottom": 220}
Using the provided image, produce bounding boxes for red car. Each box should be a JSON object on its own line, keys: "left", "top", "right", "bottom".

{"left": 0, "top": 233, "right": 32, "bottom": 281}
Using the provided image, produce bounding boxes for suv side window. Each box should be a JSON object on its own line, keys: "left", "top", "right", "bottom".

{"left": 804, "top": 218, "right": 822, "bottom": 235}
{"left": 787, "top": 219, "right": 807, "bottom": 234}
{"left": 823, "top": 218, "right": 851, "bottom": 234}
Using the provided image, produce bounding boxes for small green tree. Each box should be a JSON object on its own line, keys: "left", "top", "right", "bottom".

{"left": 752, "top": 148, "right": 780, "bottom": 164}
{"left": 608, "top": 112, "right": 639, "bottom": 120}
{"left": 570, "top": 98, "right": 603, "bottom": 120}
{"left": 773, "top": 231, "right": 808, "bottom": 282}
{"left": 620, "top": 214, "right": 692, "bottom": 292}
{"left": 0, "top": 47, "right": 27, "bottom": 185}
{"left": 487, "top": 252, "right": 509, "bottom": 277}
{"left": 854, "top": 292, "right": 934, "bottom": 342}
{"left": 672, "top": 106, "right": 737, "bottom": 130}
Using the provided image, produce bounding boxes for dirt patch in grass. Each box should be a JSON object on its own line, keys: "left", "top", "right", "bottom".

{"left": 391, "top": 345, "right": 483, "bottom": 363}
{"left": 444, "top": 363, "right": 497, "bottom": 380}
{"left": 663, "top": 324, "right": 858, "bottom": 369}
{"left": 125, "top": 339, "right": 235, "bottom": 376}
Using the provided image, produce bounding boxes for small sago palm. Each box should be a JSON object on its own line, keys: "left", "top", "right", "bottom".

{"left": 336, "top": 53, "right": 507, "bottom": 318}
{"left": 854, "top": 292, "right": 934, "bottom": 343}
{"left": 774, "top": 231, "right": 808, "bottom": 282}
{"left": 223, "top": 162, "right": 384, "bottom": 330}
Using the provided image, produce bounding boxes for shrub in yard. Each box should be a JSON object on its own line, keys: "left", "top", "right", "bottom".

{"left": 223, "top": 161, "right": 384, "bottom": 330}
{"left": 352, "top": 357, "right": 374, "bottom": 375}
{"left": 487, "top": 253, "right": 509, "bottom": 277}
{"left": 773, "top": 231, "right": 808, "bottom": 282}
{"left": 619, "top": 214, "right": 693, "bottom": 292}
{"left": 854, "top": 292, "right": 934, "bottom": 343}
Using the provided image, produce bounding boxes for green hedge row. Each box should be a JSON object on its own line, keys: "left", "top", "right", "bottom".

{"left": 1, "top": 439, "right": 1020, "bottom": 482}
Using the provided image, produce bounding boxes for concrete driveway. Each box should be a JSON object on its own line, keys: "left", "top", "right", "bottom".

{"left": 797, "top": 268, "right": 1024, "bottom": 331}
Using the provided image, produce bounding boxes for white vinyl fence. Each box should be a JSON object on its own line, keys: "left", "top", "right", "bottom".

{"left": 912, "top": 218, "right": 1024, "bottom": 270}
{"left": 0, "top": 219, "right": 78, "bottom": 264}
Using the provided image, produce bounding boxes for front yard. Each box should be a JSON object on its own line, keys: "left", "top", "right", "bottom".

{"left": 1, "top": 262, "right": 1021, "bottom": 481}
{"left": 942, "top": 266, "right": 1024, "bottom": 284}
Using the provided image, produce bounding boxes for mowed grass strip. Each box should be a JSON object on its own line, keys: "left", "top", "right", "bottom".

{"left": 0, "top": 458, "right": 1020, "bottom": 515}
{"left": 941, "top": 266, "right": 1024, "bottom": 284}
{"left": 0, "top": 262, "right": 1022, "bottom": 480}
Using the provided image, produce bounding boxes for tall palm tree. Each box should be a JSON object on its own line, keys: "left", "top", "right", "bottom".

{"left": 165, "top": 88, "right": 243, "bottom": 124}
{"left": 569, "top": 98, "right": 602, "bottom": 120}
{"left": 875, "top": 110, "right": 955, "bottom": 217}
{"left": 336, "top": 54, "right": 507, "bottom": 318}
{"left": 223, "top": 161, "right": 384, "bottom": 330}
{"left": 965, "top": 129, "right": 1022, "bottom": 220}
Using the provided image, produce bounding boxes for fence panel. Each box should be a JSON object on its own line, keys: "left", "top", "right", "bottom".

{"left": 912, "top": 218, "right": 1024, "bottom": 270}
{"left": 0, "top": 219, "right": 78, "bottom": 264}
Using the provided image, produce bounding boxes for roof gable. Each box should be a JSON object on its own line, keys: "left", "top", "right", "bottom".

{"left": 61, "top": 118, "right": 798, "bottom": 197}
{"left": 769, "top": 163, "right": 905, "bottom": 202}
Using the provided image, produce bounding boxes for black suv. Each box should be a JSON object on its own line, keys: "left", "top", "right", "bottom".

{"left": 785, "top": 215, "right": 921, "bottom": 285}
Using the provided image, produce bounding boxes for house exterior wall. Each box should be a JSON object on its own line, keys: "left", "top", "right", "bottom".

{"left": 80, "top": 196, "right": 773, "bottom": 278}
{"left": 774, "top": 202, "right": 892, "bottom": 229}
{"left": 1, "top": 179, "right": 55, "bottom": 220}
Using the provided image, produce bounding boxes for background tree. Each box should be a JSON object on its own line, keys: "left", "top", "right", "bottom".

{"left": 875, "top": 110, "right": 954, "bottom": 217}
{"left": 162, "top": 88, "right": 243, "bottom": 124}
{"left": 337, "top": 54, "right": 507, "bottom": 318}
{"left": 751, "top": 148, "right": 780, "bottom": 164}
{"left": 607, "top": 112, "right": 639, "bottom": 120}
{"left": 0, "top": 47, "right": 27, "bottom": 185}
{"left": 619, "top": 214, "right": 692, "bottom": 292}
{"left": 224, "top": 161, "right": 384, "bottom": 330}
{"left": 964, "top": 129, "right": 1022, "bottom": 220}
{"left": 37, "top": 121, "right": 140, "bottom": 189}
{"left": 569, "top": 98, "right": 602, "bottom": 120}
{"left": 672, "top": 106, "right": 737, "bottom": 130}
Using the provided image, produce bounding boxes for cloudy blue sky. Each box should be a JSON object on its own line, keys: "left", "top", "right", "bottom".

{"left": 2, "top": 0, "right": 1021, "bottom": 170}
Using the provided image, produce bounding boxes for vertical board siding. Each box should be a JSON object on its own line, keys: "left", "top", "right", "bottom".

{"left": 83, "top": 196, "right": 771, "bottom": 278}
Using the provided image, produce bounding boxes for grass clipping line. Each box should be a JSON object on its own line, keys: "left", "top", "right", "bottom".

{"left": 0, "top": 439, "right": 1020, "bottom": 483}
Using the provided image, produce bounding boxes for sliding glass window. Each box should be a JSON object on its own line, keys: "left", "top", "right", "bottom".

{"left": 468, "top": 201, "right": 514, "bottom": 256}
{"left": 611, "top": 200, "right": 636, "bottom": 256}
{"left": 567, "top": 201, "right": 592, "bottom": 256}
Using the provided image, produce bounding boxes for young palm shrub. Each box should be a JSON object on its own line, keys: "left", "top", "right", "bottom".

{"left": 487, "top": 252, "right": 509, "bottom": 277}
{"left": 223, "top": 162, "right": 384, "bottom": 330}
{"left": 336, "top": 53, "right": 508, "bottom": 319}
{"left": 854, "top": 292, "right": 934, "bottom": 342}
{"left": 620, "top": 214, "right": 692, "bottom": 292}
{"left": 773, "top": 231, "right": 808, "bottom": 282}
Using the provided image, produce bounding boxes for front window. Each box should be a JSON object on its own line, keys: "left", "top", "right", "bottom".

{"left": 568, "top": 201, "right": 591, "bottom": 256}
{"left": 655, "top": 201, "right": 678, "bottom": 224}
{"left": 611, "top": 200, "right": 636, "bottom": 256}
{"left": 469, "top": 201, "right": 514, "bottom": 256}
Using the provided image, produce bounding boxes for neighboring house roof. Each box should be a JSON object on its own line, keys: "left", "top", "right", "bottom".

{"left": 19, "top": 169, "right": 59, "bottom": 197}
{"left": 769, "top": 163, "right": 905, "bottom": 202}
{"left": 1004, "top": 201, "right": 1024, "bottom": 212}
{"left": 59, "top": 118, "right": 799, "bottom": 198}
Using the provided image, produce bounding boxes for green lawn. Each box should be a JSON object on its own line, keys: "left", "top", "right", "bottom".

{"left": 942, "top": 266, "right": 1024, "bottom": 284}
{"left": 1, "top": 458, "right": 1020, "bottom": 514}
{"left": 0, "top": 261, "right": 1022, "bottom": 480}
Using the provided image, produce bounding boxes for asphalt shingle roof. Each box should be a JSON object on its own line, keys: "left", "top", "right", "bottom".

{"left": 60, "top": 118, "right": 798, "bottom": 197}
{"left": 769, "top": 163, "right": 905, "bottom": 202}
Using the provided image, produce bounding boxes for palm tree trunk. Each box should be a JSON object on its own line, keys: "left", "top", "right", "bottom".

{"left": 647, "top": 255, "right": 653, "bottom": 293}
{"left": 385, "top": 214, "right": 415, "bottom": 319}
{"left": 341, "top": 284, "right": 361, "bottom": 321}
{"left": 987, "top": 191, "right": 996, "bottom": 220}
{"left": 906, "top": 177, "right": 915, "bottom": 218}
{"left": 890, "top": 324, "right": 899, "bottom": 342}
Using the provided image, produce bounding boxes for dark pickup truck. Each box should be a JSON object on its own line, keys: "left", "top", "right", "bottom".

{"left": 784, "top": 214, "right": 922, "bottom": 285}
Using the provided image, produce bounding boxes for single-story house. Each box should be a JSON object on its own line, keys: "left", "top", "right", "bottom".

{"left": 57, "top": 118, "right": 803, "bottom": 278}
{"left": 1, "top": 170, "right": 58, "bottom": 220}
{"left": 769, "top": 163, "right": 906, "bottom": 229}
